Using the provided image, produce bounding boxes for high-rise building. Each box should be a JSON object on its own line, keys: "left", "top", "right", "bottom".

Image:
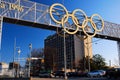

{"left": 44, "top": 34, "right": 92, "bottom": 71}
{"left": 117, "top": 42, "right": 120, "bottom": 65}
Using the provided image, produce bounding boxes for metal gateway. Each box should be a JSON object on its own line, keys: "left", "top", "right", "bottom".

{"left": 0, "top": 0, "right": 120, "bottom": 64}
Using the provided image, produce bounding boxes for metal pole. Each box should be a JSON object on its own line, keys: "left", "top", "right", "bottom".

{"left": 0, "top": 16, "right": 3, "bottom": 62}
{"left": 109, "top": 60, "right": 111, "bottom": 67}
{"left": 71, "top": 41, "right": 73, "bottom": 72}
{"left": 63, "top": 31, "right": 67, "bottom": 80}
{"left": 28, "top": 51, "right": 30, "bottom": 77}
{"left": 62, "top": 0, "right": 67, "bottom": 78}
{"left": 35, "top": 2, "right": 36, "bottom": 22}
{"left": 0, "top": 52, "right": 2, "bottom": 62}
{"left": 13, "top": 38, "right": 16, "bottom": 77}
{"left": 87, "top": 37, "right": 90, "bottom": 72}
{"left": 17, "top": 48, "right": 21, "bottom": 78}
{"left": 29, "top": 44, "right": 32, "bottom": 77}
{"left": 18, "top": 51, "right": 20, "bottom": 77}
{"left": 28, "top": 56, "right": 30, "bottom": 77}
{"left": 18, "top": 0, "right": 20, "bottom": 19}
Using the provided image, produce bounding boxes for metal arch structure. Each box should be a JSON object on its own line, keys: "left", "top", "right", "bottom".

{"left": 0, "top": 0, "right": 50, "bottom": 27}
{"left": 98, "top": 21, "right": 120, "bottom": 41}
{"left": 0, "top": 0, "right": 119, "bottom": 40}
{"left": 0, "top": 0, "right": 120, "bottom": 64}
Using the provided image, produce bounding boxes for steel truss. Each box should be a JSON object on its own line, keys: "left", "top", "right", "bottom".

{"left": 101, "top": 21, "right": 120, "bottom": 40}
{"left": 0, "top": 0, "right": 119, "bottom": 41}
{"left": 0, "top": 0, "right": 49, "bottom": 24}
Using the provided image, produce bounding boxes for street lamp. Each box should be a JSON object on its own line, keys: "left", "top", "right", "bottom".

{"left": 28, "top": 43, "right": 32, "bottom": 77}
{"left": 85, "top": 37, "right": 93, "bottom": 72}
{"left": 63, "top": 31, "right": 67, "bottom": 80}
{"left": 17, "top": 48, "right": 21, "bottom": 77}
{"left": 86, "top": 38, "right": 91, "bottom": 72}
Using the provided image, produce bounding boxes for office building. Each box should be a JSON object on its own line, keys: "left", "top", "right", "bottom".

{"left": 44, "top": 34, "right": 92, "bottom": 71}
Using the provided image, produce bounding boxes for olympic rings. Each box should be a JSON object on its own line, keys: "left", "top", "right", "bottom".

{"left": 49, "top": 3, "right": 104, "bottom": 38}
{"left": 49, "top": 3, "right": 69, "bottom": 24}
{"left": 82, "top": 18, "right": 97, "bottom": 37}
{"left": 62, "top": 14, "right": 79, "bottom": 35}
{"left": 72, "top": 9, "right": 87, "bottom": 29}
{"left": 91, "top": 14, "right": 104, "bottom": 32}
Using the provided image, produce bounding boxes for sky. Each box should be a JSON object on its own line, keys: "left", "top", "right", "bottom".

{"left": 0, "top": 0, "right": 120, "bottom": 66}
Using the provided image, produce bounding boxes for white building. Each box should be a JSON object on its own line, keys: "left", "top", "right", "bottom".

{"left": 0, "top": 62, "right": 9, "bottom": 76}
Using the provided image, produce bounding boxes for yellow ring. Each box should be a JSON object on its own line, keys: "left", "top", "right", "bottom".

{"left": 49, "top": 3, "right": 69, "bottom": 24}
{"left": 91, "top": 14, "right": 104, "bottom": 32}
{"left": 61, "top": 14, "right": 79, "bottom": 35}
{"left": 72, "top": 9, "right": 87, "bottom": 28}
{"left": 82, "top": 19, "right": 97, "bottom": 37}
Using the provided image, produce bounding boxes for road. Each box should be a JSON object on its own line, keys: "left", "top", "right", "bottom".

{"left": 31, "top": 77, "right": 108, "bottom": 80}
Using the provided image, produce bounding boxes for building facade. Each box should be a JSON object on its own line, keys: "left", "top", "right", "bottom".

{"left": 44, "top": 34, "right": 92, "bottom": 71}
{"left": 30, "top": 58, "right": 44, "bottom": 76}
{"left": 0, "top": 62, "right": 9, "bottom": 76}
{"left": 117, "top": 42, "right": 120, "bottom": 66}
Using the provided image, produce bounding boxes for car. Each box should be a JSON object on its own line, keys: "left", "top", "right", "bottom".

{"left": 67, "top": 72, "right": 78, "bottom": 77}
{"left": 39, "top": 71, "right": 53, "bottom": 78}
{"left": 97, "top": 70, "right": 106, "bottom": 76}
{"left": 87, "top": 70, "right": 103, "bottom": 77}
{"left": 53, "top": 71, "right": 65, "bottom": 77}
{"left": 106, "top": 68, "right": 120, "bottom": 79}
{"left": 68, "top": 71, "right": 87, "bottom": 77}
{"left": 53, "top": 71, "right": 69, "bottom": 77}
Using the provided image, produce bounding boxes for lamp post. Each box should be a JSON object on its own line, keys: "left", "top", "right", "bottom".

{"left": 28, "top": 43, "right": 32, "bottom": 77}
{"left": 13, "top": 38, "right": 16, "bottom": 77}
{"left": 17, "top": 48, "right": 21, "bottom": 77}
{"left": 70, "top": 41, "right": 73, "bottom": 72}
{"left": 86, "top": 37, "right": 91, "bottom": 72}
{"left": 63, "top": 31, "right": 67, "bottom": 80}
{"left": 85, "top": 37, "right": 94, "bottom": 72}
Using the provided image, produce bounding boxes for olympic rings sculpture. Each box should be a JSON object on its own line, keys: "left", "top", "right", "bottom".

{"left": 49, "top": 3, "right": 104, "bottom": 38}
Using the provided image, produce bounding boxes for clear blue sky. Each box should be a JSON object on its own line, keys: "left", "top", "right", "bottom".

{"left": 0, "top": 0, "right": 120, "bottom": 66}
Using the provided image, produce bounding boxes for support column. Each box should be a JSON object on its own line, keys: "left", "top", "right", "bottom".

{"left": 0, "top": 16, "right": 3, "bottom": 49}
{"left": 0, "top": 16, "right": 3, "bottom": 62}
{"left": 117, "top": 41, "right": 120, "bottom": 66}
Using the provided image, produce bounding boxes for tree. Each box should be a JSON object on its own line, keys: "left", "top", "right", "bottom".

{"left": 78, "top": 54, "right": 106, "bottom": 71}
{"left": 91, "top": 54, "right": 106, "bottom": 70}
{"left": 31, "top": 48, "right": 44, "bottom": 58}
{"left": 25, "top": 48, "right": 44, "bottom": 76}
{"left": 44, "top": 46, "right": 57, "bottom": 71}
